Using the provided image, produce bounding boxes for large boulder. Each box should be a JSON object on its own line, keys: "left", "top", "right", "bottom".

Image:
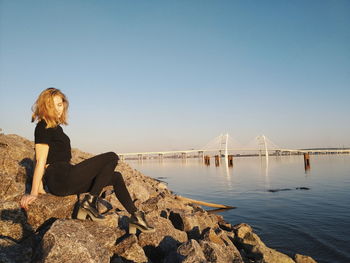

{"left": 166, "top": 209, "right": 219, "bottom": 240}
{"left": 138, "top": 216, "right": 188, "bottom": 262}
{"left": 164, "top": 239, "right": 207, "bottom": 263}
{"left": 233, "top": 223, "right": 296, "bottom": 263}
{"left": 26, "top": 194, "right": 77, "bottom": 230}
{"left": 112, "top": 234, "right": 148, "bottom": 263}
{"left": 0, "top": 239, "right": 32, "bottom": 263}
{"left": 0, "top": 201, "right": 33, "bottom": 242}
{"left": 36, "top": 219, "right": 121, "bottom": 263}
{"left": 0, "top": 134, "right": 34, "bottom": 202}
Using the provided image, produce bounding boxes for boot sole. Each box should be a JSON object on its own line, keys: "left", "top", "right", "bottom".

{"left": 129, "top": 223, "right": 156, "bottom": 234}
{"left": 77, "top": 207, "right": 106, "bottom": 222}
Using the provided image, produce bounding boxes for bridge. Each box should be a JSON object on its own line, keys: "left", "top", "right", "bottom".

{"left": 118, "top": 134, "right": 350, "bottom": 160}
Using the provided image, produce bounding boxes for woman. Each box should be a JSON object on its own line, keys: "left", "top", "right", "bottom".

{"left": 20, "top": 88, "right": 154, "bottom": 234}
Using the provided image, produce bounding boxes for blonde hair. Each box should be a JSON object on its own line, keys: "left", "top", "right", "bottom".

{"left": 31, "top": 88, "right": 69, "bottom": 128}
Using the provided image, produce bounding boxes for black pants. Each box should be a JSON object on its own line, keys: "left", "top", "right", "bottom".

{"left": 43, "top": 152, "right": 137, "bottom": 214}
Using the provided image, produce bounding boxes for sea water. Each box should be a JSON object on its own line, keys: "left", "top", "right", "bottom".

{"left": 127, "top": 155, "right": 350, "bottom": 263}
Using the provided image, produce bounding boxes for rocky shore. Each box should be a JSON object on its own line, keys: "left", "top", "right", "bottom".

{"left": 0, "top": 132, "right": 317, "bottom": 263}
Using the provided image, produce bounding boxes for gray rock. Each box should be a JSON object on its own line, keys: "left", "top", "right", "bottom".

{"left": 0, "top": 201, "right": 33, "bottom": 242}
{"left": 197, "top": 227, "right": 243, "bottom": 263}
{"left": 177, "top": 239, "right": 207, "bottom": 263}
{"left": 39, "top": 219, "right": 121, "bottom": 263}
{"left": 26, "top": 194, "right": 77, "bottom": 230}
{"left": 0, "top": 173, "right": 26, "bottom": 202}
{"left": 199, "top": 240, "right": 242, "bottom": 263}
{"left": 138, "top": 216, "right": 188, "bottom": 261}
{"left": 112, "top": 234, "right": 148, "bottom": 263}
{"left": 233, "top": 223, "right": 295, "bottom": 263}
{"left": 0, "top": 134, "right": 34, "bottom": 202}
{"left": 168, "top": 210, "right": 218, "bottom": 240}
{"left": 0, "top": 239, "right": 32, "bottom": 263}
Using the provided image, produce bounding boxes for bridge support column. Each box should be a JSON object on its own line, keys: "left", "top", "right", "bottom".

{"left": 215, "top": 155, "right": 220, "bottom": 166}
{"left": 228, "top": 155, "right": 233, "bottom": 167}
{"left": 204, "top": 155, "right": 210, "bottom": 165}
{"left": 181, "top": 152, "right": 187, "bottom": 159}
{"left": 304, "top": 153, "right": 310, "bottom": 171}
{"left": 158, "top": 154, "right": 163, "bottom": 160}
{"left": 138, "top": 154, "right": 143, "bottom": 161}
{"left": 204, "top": 155, "right": 210, "bottom": 166}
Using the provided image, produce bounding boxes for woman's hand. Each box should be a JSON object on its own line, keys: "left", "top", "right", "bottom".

{"left": 20, "top": 194, "right": 38, "bottom": 210}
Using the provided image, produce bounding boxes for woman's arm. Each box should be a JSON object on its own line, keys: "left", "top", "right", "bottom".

{"left": 20, "top": 143, "right": 49, "bottom": 209}
{"left": 31, "top": 144, "right": 49, "bottom": 195}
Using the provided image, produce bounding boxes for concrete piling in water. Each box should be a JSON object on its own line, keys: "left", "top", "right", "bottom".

{"left": 304, "top": 153, "right": 310, "bottom": 171}
{"left": 228, "top": 155, "right": 233, "bottom": 167}
{"left": 204, "top": 155, "right": 210, "bottom": 166}
{"left": 215, "top": 155, "right": 220, "bottom": 166}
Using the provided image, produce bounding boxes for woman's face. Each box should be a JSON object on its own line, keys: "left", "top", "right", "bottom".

{"left": 53, "top": 95, "right": 64, "bottom": 118}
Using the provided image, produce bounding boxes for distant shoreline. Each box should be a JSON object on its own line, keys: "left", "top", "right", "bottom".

{"left": 124, "top": 150, "right": 350, "bottom": 160}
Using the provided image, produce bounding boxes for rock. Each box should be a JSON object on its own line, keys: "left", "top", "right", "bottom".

{"left": 0, "top": 134, "right": 34, "bottom": 202}
{"left": 0, "top": 134, "right": 34, "bottom": 175}
{"left": 117, "top": 165, "right": 166, "bottom": 200}
{"left": 138, "top": 216, "right": 188, "bottom": 261}
{"left": 38, "top": 219, "right": 121, "bottom": 263}
{"left": 201, "top": 228, "right": 226, "bottom": 246}
{"left": 199, "top": 240, "right": 244, "bottom": 263}
{"left": 125, "top": 177, "right": 151, "bottom": 203}
{"left": 233, "top": 223, "right": 295, "bottom": 263}
{"left": 140, "top": 191, "right": 191, "bottom": 213}
{"left": 172, "top": 239, "right": 207, "bottom": 263}
{"left": 70, "top": 148, "right": 94, "bottom": 164}
{"left": 98, "top": 212, "right": 120, "bottom": 228}
{"left": 26, "top": 194, "right": 77, "bottom": 230}
{"left": 200, "top": 228, "right": 244, "bottom": 263}
{"left": 112, "top": 235, "right": 148, "bottom": 263}
{"left": 0, "top": 173, "right": 26, "bottom": 202}
{"left": 168, "top": 210, "right": 218, "bottom": 239}
{"left": 218, "top": 219, "right": 233, "bottom": 232}
{"left": 214, "top": 227, "right": 235, "bottom": 245}
{"left": 294, "top": 254, "right": 318, "bottom": 263}
{"left": 0, "top": 201, "right": 33, "bottom": 241}
{"left": 0, "top": 239, "right": 32, "bottom": 263}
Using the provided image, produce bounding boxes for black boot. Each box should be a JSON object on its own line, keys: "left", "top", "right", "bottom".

{"left": 77, "top": 194, "right": 105, "bottom": 221}
{"left": 129, "top": 211, "right": 155, "bottom": 234}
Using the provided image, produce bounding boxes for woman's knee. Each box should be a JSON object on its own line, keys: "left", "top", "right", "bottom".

{"left": 105, "top": 152, "right": 119, "bottom": 164}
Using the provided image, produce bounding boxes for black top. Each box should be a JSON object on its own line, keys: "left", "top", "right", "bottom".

{"left": 34, "top": 120, "right": 72, "bottom": 164}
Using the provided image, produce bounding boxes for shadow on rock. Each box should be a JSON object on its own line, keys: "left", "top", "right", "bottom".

{"left": 143, "top": 236, "right": 182, "bottom": 263}
{"left": 31, "top": 217, "right": 58, "bottom": 262}
{"left": 0, "top": 208, "right": 34, "bottom": 243}
{"left": 19, "top": 158, "right": 34, "bottom": 194}
{"left": 0, "top": 208, "right": 35, "bottom": 263}
{"left": 0, "top": 208, "right": 59, "bottom": 263}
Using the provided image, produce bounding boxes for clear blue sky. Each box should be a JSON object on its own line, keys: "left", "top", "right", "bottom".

{"left": 1, "top": 0, "right": 349, "bottom": 154}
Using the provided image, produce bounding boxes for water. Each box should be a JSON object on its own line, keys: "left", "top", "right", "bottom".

{"left": 127, "top": 155, "right": 350, "bottom": 263}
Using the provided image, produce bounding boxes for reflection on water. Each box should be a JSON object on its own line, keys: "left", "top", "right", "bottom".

{"left": 127, "top": 155, "right": 350, "bottom": 263}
